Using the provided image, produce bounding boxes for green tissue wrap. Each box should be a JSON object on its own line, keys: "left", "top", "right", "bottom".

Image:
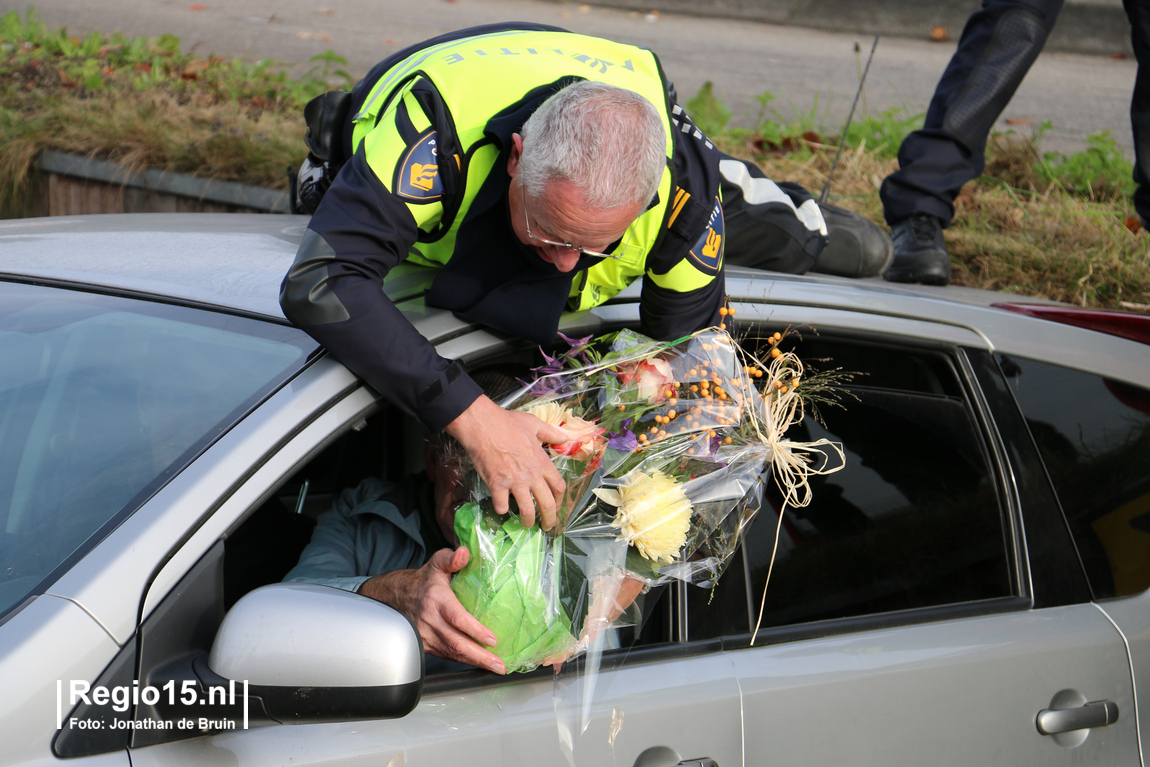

{"left": 451, "top": 502, "right": 574, "bottom": 673}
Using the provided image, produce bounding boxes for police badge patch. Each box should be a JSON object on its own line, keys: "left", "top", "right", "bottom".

{"left": 394, "top": 129, "right": 443, "bottom": 202}
{"left": 688, "top": 196, "right": 724, "bottom": 273}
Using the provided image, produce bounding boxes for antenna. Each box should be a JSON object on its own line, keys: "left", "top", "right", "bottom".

{"left": 819, "top": 35, "right": 880, "bottom": 204}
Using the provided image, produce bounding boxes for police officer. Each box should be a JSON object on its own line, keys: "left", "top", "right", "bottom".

{"left": 280, "top": 24, "right": 885, "bottom": 528}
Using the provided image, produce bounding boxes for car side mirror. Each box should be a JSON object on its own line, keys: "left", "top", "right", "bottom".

{"left": 208, "top": 582, "right": 423, "bottom": 723}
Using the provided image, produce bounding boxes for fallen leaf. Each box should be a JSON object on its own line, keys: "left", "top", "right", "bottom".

{"left": 1111, "top": 53, "right": 1128, "bottom": 60}
{"left": 101, "top": 65, "right": 113, "bottom": 76}
{"left": 188, "top": 3, "right": 206, "bottom": 10}
{"left": 1004, "top": 117, "right": 1030, "bottom": 126}
{"left": 802, "top": 131, "right": 822, "bottom": 146}
{"left": 134, "top": 62, "right": 152, "bottom": 73}
{"left": 559, "top": 11, "right": 573, "bottom": 18}
{"left": 317, "top": 7, "right": 338, "bottom": 14}
{"left": 579, "top": 4, "right": 591, "bottom": 11}
{"left": 1124, "top": 216, "right": 1142, "bottom": 233}
{"left": 955, "top": 191, "right": 977, "bottom": 211}
{"left": 930, "top": 26, "right": 948, "bottom": 42}
{"left": 181, "top": 58, "right": 210, "bottom": 80}
{"left": 382, "top": 38, "right": 397, "bottom": 45}
{"left": 296, "top": 32, "right": 334, "bottom": 42}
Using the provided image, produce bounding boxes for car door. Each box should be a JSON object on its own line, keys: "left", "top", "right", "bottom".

{"left": 126, "top": 323, "right": 744, "bottom": 767}
{"left": 688, "top": 317, "right": 1140, "bottom": 765}
{"left": 995, "top": 352, "right": 1150, "bottom": 759}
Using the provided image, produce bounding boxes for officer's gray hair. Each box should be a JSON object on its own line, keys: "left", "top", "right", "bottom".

{"left": 518, "top": 81, "right": 666, "bottom": 210}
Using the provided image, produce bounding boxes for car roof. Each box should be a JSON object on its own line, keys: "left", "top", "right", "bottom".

{"left": 0, "top": 212, "right": 1053, "bottom": 316}
{"left": 1, "top": 213, "right": 1143, "bottom": 387}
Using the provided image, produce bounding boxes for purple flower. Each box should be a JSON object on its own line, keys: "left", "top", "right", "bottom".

{"left": 558, "top": 332, "right": 593, "bottom": 352}
{"left": 607, "top": 427, "right": 638, "bottom": 452}
{"left": 531, "top": 348, "right": 562, "bottom": 377}
{"left": 558, "top": 332, "right": 594, "bottom": 365}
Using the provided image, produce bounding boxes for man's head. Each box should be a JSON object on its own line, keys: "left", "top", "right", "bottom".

{"left": 507, "top": 81, "right": 667, "bottom": 273}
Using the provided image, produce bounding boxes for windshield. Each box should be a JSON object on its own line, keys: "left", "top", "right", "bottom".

{"left": 0, "top": 281, "right": 317, "bottom": 618}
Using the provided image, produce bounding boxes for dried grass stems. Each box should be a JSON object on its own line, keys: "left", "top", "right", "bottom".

{"left": 715, "top": 132, "right": 1150, "bottom": 314}
{"left": 1, "top": 86, "right": 303, "bottom": 212}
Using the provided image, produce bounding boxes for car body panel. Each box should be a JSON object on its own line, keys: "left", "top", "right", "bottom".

{"left": 0, "top": 595, "right": 123, "bottom": 766}
{"left": 733, "top": 603, "right": 1139, "bottom": 765}
{"left": 130, "top": 653, "right": 743, "bottom": 767}
{"left": 1095, "top": 594, "right": 1150, "bottom": 761}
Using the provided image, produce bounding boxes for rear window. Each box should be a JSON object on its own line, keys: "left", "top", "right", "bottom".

{"left": 1000, "top": 355, "right": 1150, "bottom": 599}
{"left": 0, "top": 281, "right": 316, "bottom": 618}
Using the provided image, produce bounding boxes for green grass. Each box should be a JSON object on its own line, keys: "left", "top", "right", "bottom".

{"left": 686, "top": 84, "right": 1149, "bottom": 314}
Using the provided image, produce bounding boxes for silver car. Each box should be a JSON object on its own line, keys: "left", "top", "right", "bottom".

{"left": 1, "top": 213, "right": 1148, "bottom": 767}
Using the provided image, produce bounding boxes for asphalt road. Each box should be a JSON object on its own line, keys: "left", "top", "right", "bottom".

{"left": 2, "top": 0, "right": 1139, "bottom": 157}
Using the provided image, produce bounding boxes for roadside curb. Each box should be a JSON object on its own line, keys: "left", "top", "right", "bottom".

{"left": 560, "top": 0, "right": 1134, "bottom": 57}
{"left": 37, "top": 151, "right": 289, "bottom": 214}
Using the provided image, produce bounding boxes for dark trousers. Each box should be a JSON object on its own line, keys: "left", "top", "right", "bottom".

{"left": 881, "top": 0, "right": 1150, "bottom": 226}
{"left": 1126, "top": 0, "right": 1150, "bottom": 222}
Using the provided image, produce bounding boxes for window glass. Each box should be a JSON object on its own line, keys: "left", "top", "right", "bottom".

{"left": 690, "top": 338, "right": 1012, "bottom": 638}
{"left": 0, "top": 282, "right": 316, "bottom": 618}
{"left": 1000, "top": 355, "right": 1150, "bottom": 599}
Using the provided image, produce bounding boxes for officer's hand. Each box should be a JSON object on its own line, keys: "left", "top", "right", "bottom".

{"left": 445, "top": 395, "right": 568, "bottom": 529}
{"left": 359, "top": 547, "right": 506, "bottom": 674}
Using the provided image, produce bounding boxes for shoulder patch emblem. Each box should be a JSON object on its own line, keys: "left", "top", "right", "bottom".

{"left": 687, "top": 196, "right": 724, "bottom": 274}
{"left": 394, "top": 129, "right": 442, "bottom": 203}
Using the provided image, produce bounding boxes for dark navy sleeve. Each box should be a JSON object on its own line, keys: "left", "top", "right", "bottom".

{"left": 280, "top": 149, "right": 482, "bottom": 431}
{"left": 640, "top": 269, "right": 725, "bottom": 341}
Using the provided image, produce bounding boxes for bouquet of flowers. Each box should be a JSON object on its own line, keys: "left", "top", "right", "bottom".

{"left": 450, "top": 325, "right": 844, "bottom": 673}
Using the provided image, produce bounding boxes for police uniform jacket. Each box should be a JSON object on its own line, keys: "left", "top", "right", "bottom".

{"left": 280, "top": 24, "right": 728, "bottom": 433}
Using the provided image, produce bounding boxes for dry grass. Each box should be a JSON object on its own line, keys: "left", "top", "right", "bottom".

{"left": 0, "top": 10, "right": 335, "bottom": 213}
{"left": 716, "top": 132, "right": 1150, "bottom": 313}
{"left": 3, "top": 11, "right": 1146, "bottom": 313}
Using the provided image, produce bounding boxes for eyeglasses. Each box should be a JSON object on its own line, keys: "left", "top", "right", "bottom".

{"left": 522, "top": 193, "right": 637, "bottom": 261}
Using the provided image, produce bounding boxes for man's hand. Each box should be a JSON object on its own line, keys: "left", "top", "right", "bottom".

{"left": 445, "top": 395, "right": 568, "bottom": 529}
{"left": 359, "top": 547, "right": 506, "bottom": 674}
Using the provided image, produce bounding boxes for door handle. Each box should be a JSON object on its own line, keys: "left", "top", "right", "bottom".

{"left": 1037, "top": 700, "right": 1119, "bottom": 735}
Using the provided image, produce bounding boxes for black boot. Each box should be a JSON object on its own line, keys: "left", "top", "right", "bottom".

{"left": 811, "top": 202, "right": 894, "bottom": 278}
{"left": 884, "top": 214, "right": 951, "bottom": 285}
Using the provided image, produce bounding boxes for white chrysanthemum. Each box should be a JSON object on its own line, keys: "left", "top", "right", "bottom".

{"left": 593, "top": 470, "right": 692, "bottom": 563}
{"left": 527, "top": 401, "right": 570, "bottom": 427}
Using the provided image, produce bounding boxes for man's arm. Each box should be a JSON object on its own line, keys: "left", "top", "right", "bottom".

{"left": 359, "top": 548, "right": 507, "bottom": 675}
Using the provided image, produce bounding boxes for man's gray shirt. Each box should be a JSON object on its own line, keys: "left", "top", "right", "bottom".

{"left": 283, "top": 477, "right": 428, "bottom": 593}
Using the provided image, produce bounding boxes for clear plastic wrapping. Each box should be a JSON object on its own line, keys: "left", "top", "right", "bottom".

{"left": 450, "top": 327, "right": 843, "bottom": 673}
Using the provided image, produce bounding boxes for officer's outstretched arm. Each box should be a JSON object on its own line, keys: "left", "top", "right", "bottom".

{"left": 280, "top": 139, "right": 483, "bottom": 432}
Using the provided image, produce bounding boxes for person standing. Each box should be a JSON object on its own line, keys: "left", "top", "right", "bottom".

{"left": 881, "top": 0, "right": 1149, "bottom": 285}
